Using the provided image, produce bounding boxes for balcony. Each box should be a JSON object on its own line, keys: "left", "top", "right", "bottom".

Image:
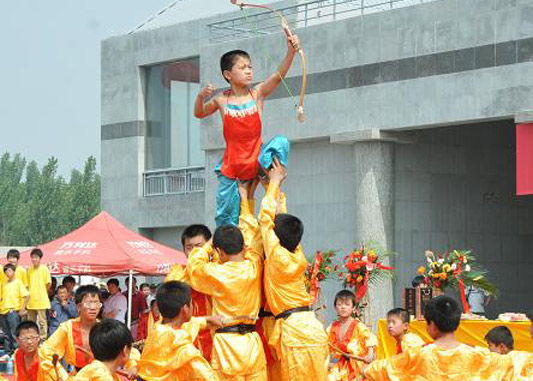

{"left": 143, "top": 166, "right": 206, "bottom": 197}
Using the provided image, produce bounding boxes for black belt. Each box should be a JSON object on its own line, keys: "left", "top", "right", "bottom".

{"left": 215, "top": 324, "right": 256, "bottom": 334}
{"left": 259, "top": 308, "right": 274, "bottom": 318}
{"left": 274, "top": 306, "right": 310, "bottom": 320}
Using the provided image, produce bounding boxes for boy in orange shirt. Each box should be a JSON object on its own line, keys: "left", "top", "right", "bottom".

{"left": 386, "top": 308, "right": 425, "bottom": 354}
{"left": 14, "top": 321, "right": 42, "bottom": 381}
{"left": 328, "top": 290, "right": 377, "bottom": 381}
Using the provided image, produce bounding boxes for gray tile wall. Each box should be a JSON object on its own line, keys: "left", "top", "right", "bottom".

{"left": 394, "top": 120, "right": 533, "bottom": 316}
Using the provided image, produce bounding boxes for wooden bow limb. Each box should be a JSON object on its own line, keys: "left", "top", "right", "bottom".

{"left": 328, "top": 342, "right": 366, "bottom": 362}
{"left": 231, "top": 0, "right": 307, "bottom": 123}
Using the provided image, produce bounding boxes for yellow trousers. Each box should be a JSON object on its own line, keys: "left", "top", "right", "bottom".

{"left": 216, "top": 367, "right": 267, "bottom": 381}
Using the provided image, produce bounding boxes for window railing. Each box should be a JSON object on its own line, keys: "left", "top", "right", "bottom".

{"left": 207, "top": 0, "right": 437, "bottom": 43}
{"left": 143, "top": 166, "right": 206, "bottom": 197}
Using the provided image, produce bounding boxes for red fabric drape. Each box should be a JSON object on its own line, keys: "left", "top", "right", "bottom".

{"left": 517, "top": 123, "right": 533, "bottom": 195}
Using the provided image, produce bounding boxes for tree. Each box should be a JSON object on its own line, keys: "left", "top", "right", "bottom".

{"left": 0, "top": 153, "right": 101, "bottom": 246}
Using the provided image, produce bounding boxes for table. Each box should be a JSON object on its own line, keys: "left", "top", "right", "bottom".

{"left": 376, "top": 319, "right": 533, "bottom": 359}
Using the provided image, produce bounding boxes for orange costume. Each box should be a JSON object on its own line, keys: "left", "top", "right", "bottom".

{"left": 327, "top": 318, "right": 377, "bottom": 381}
{"left": 39, "top": 318, "right": 138, "bottom": 380}
{"left": 14, "top": 349, "right": 42, "bottom": 381}
{"left": 186, "top": 202, "right": 267, "bottom": 381}
{"left": 71, "top": 360, "right": 119, "bottom": 381}
{"left": 365, "top": 343, "right": 530, "bottom": 381}
{"left": 138, "top": 317, "right": 217, "bottom": 381}
{"left": 395, "top": 332, "right": 425, "bottom": 354}
{"left": 241, "top": 197, "right": 282, "bottom": 381}
{"left": 165, "top": 265, "right": 213, "bottom": 362}
{"left": 258, "top": 181, "right": 329, "bottom": 381}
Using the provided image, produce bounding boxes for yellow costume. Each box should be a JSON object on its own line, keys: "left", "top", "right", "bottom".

{"left": 72, "top": 360, "right": 119, "bottom": 381}
{"left": 186, "top": 199, "right": 267, "bottom": 381}
{"left": 165, "top": 261, "right": 213, "bottom": 362}
{"left": 242, "top": 197, "right": 282, "bottom": 381}
{"left": 39, "top": 318, "right": 138, "bottom": 380}
{"left": 138, "top": 320, "right": 218, "bottom": 381}
{"left": 365, "top": 343, "right": 523, "bottom": 381}
{"left": 397, "top": 332, "right": 425, "bottom": 354}
{"left": 508, "top": 351, "right": 533, "bottom": 381}
{"left": 0, "top": 266, "right": 28, "bottom": 287}
{"left": 327, "top": 318, "right": 377, "bottom": 381}
{"left": 0, "top": 278, "right": 29, "bottom": 313}
{"left": 258, "top": 181, "right": 329, "bottom": 381}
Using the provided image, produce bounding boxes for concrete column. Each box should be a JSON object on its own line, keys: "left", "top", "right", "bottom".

{"left": 353, "top": 141, "right": 395, "bottom": 326}
{"left": 331, "top": 129, "right": 408, "bottom": 328}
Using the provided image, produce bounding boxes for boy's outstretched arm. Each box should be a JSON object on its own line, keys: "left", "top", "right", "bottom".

{"left": 194, "top": 84, "right": 219, "bottom": 118}
{"left": 256, "top": 34, "right": 299, "bottom": 99}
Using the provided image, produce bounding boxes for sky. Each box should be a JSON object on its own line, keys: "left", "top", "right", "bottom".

{"left": 0, "top": 0, "right": 271, "bottom": 178}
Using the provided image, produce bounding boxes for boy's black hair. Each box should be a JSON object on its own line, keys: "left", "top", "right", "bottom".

{"left": 273, "top": 214, "right": 303, "bottom": 253}
{"left": 387, "top": 308, "right": 410, "bottom": 323}
{"left": 56, "top": 285, "right": 67, "bottom": 292}
{"left": 62, "top": 276, "right": 76, "bottom": 285}
{"left": 156, "top": 281, "right": 191, "bottom": 319}
{"left": 181, "top": 224, "right": 212, "bottom": 247}
{"left": 6, "top": 249, "right": 20, "bottom": 260}
{"left": 75, "top": 285, "right": 101, "bottom": 305}
{"left": 423, "top": 295, "right": 461, "bottom": 333}
{"left": 3, "top": 263, "right": 16, "bottom": 273}
{"left": 140, "top": 283, "right": 150, "bottom": 290}
{"left": 220, "top": 50, "right": 251, "bottom": 83}
{"left": 89, "top": 319, "right": 133, "bottom": 362}
{"left": 485, "top": 326, "right": 514, "bottom": 350}
{"left": 411, "top": 275, "right": 424, "bottom": 288}
{"left": 30, "top": 248, "right": 43, "bottom": 258}
{"left": 213, "top": 225, "right": 244, "bottom": 255}
{"left": 15, "top": 320, "right": 39, "bottom": 337}
{"left": 107, "top": 278, "right": 120, "bottom": 287}
{"left": 334, "top": 289, "right": 356, "bottom": 307}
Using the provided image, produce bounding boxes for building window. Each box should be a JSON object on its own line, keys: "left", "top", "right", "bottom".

{"left": 145, "top": 57, "right": 203, "bottom": 170}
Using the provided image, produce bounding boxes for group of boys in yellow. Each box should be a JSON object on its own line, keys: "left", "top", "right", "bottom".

{"left": 138, "top": 163, "right": 330, "bottom": 381}
{"left": 0, "top": 254, "right": 53, "bottom": 340}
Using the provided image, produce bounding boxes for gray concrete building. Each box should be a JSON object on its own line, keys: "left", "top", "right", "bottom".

{"left": 101, "top": 0, "right": 533, "bottom": 324}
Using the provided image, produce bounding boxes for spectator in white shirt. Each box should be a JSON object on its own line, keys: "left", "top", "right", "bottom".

{"left": 103, "top": 278, "right": 127, "bottom": 323}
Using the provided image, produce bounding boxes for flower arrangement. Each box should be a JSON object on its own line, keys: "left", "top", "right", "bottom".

{"left": 417, "top": 250, "right": 497, "bottom": 296}
{"left": 305, "top": 250, "right": 341, "bottom": 304}
{"left": 342, "top": 245, "right": 394, "bottom": 302}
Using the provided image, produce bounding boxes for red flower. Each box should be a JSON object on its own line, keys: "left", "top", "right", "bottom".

{"left": 317, "top": 272, "right": 325, "bottom": 281}
{"left": 328, "top": 252, "right": 334, "bottom": 258}
{"left": 334, "top": 265, "right": 339, "bottom": 271}
{"left": 423, "top": 277, "right": 430, "bottom": 285}
{"left": 434, "top": 280, "right": 442, "bottom": 288}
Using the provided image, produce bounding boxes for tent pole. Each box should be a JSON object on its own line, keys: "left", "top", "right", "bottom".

{"left": 127, "top": 270, "right": 133, "bottom": 330}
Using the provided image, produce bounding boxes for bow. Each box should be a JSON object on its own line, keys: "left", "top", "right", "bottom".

{"left": 231, "top": 0, "right": 307, "bottom": 123}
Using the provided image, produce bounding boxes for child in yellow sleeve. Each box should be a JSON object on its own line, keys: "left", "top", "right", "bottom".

{"left": 258, "top": 159, "right": 329, "bottom": 381}
{"left": 164, "top": 224, "right": 214, "bottom": 362}
{"left": 0, "top": 249, "right": 28, "bottom": 287}
{"left": 328, "top": 290, "right": 377, "bottom": 381}
{"left": 386, "top": 308, "right": 425, "bottom": 354}
{"left": 186, "top": 222, "right": 267, "bottom": 381}
{"left": 364, "top": 296, "right": 524, "bottom": 381}
{"left": 73, "top": 319, "right": 133, "bottom": 381}
{"left": 138, "top": 281, "right": 221, "bottom": 381}
{"left": 0, "top": 263, "right": 29, "bottom": 356}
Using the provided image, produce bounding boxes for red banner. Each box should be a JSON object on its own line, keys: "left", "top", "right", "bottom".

{"left": 517, "top": 123, "right": 533, "bottom": 195}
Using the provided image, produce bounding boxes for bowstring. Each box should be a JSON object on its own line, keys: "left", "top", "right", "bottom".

{"left": 241, "top": 7, "right": 300, "bottom": 110}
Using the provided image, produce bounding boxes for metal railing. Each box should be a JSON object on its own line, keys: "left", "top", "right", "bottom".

{"left": 143, "top": 166, "right": 206, "bottom": 197}
{"left": 207, "top": 0, "right": 436, "bottom": 43}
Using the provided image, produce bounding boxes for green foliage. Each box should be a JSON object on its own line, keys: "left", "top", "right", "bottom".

{"left": 0, "top": 153, "right": 101, "bottom": 246}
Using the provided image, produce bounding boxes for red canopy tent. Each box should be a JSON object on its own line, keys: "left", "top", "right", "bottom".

{"left": 12, "top": 211, "right": 187, "bottom": 329}
{"left": 16, "top": 211, "right": 186, "bottom": 275}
